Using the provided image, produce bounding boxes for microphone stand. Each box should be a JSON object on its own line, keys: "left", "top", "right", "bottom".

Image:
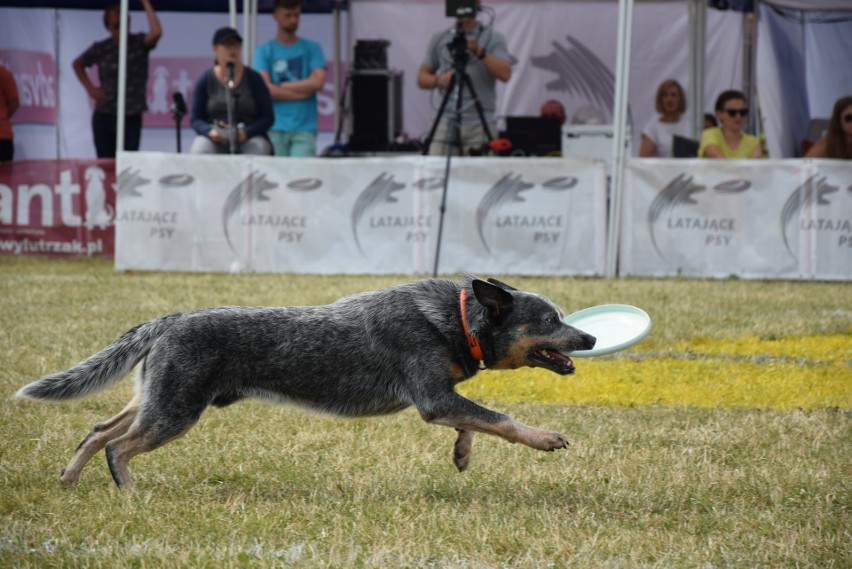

{"left": 225, "top": 62, "right": 237, "bottom": 155}
{"left": 170, "top": 93, "right": 187, "bottom": 153}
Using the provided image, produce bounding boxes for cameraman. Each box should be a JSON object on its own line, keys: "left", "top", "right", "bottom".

{"left": 417, "top": 2, "right": 511, "bottom": 156}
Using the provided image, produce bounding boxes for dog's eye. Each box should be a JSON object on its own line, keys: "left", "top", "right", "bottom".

{"left": 546, "top": 313, "right": 560, "bottom": 325}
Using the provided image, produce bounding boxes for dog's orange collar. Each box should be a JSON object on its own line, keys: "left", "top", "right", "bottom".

{"left": 459, "top": 288, "right": 485, "bottom": 369}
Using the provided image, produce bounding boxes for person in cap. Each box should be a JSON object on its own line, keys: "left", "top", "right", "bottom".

{"left": 189, "top": 27, "right": 274, "bottom": 155}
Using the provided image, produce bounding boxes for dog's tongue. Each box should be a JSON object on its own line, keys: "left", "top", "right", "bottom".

{"left": 544, "top": 348, "right": 569, "bottom": 361}
{"left": 547, "top": 350, "right": 574, "bottom": 371}
{"left": 543, "top": 349, "right": 575, "bottom": 372}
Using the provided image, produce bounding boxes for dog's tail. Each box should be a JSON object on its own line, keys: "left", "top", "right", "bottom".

{"left": 16, "top": 314, "right": 181, "bottom": 402}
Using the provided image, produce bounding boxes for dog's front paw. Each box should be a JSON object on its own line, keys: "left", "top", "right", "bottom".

{"left": 527, "top": 428, "right": 569, "bottom": 452}
{"left": 59, "top": 467, "right": 79, "bottom": 486}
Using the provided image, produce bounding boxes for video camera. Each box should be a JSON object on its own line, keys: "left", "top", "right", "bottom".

{"left": 445, "top": 0, "right": 477, "bottom": 18}
{"left": 445, "top": 0, "right": 478, "bottom": 67}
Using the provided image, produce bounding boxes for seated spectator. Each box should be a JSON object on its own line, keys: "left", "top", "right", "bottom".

{"left": 804, "top": 95, "right": 852, "bottom": 160}
{"left": 190, "top": 27, "right": 273, "bottom": 155}
{"left": 540, "top": 99, "right": 566, "bottom": 125}
{"left": 699, "top": 90, "right": 762, "bottom": 159}
{"left": 639, "top": 79, "right": 690, "bottom": 157}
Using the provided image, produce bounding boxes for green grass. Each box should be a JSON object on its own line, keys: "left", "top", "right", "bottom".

{"left": 1, "top": 257, "right": 850, "bottom": 568}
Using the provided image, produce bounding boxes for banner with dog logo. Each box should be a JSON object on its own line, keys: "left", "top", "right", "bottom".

{"left": 0, "top": 160, "right": 116, "bottom": 257}
{"left": 620, "top": 159, "right": 852, "bottom": 280}
{"left": 115, "top": 152, "right": 608, "bottom": 276}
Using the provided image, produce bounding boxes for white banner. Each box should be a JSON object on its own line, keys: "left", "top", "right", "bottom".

{"left": 115, "top": 152, "right": 608, "bottom": 276}
{"left": 620, "top": 159, "right": 852, "bottom": 280}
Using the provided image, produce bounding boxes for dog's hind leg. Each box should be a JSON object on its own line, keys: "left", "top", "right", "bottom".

{"left": 60, "top": 395, "right": 140, "bottom": 486}
{"left": 453, "top": 429, "right": 475, "bottom": 472}
{"left": 104, "top": 407, "right": 201, "bottom": 490}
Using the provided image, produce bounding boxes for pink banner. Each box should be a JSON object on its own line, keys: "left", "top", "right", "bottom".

{"left": 0, "top": 160, "right": 115, "bottom": 257}
{"left": 0, "top": 49, "right": 57, "bottom": 124}
{"left": 142, "top": 56, "right": 209, "bottom": 128}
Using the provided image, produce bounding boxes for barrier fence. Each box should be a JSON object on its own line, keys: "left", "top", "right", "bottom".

{"left": 2, "top": 154, "right": 850, "bottom": 280}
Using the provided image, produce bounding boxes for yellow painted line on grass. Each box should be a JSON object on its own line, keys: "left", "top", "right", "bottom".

{"left": 459, "top": 335, "right": 852, "bottom": 410}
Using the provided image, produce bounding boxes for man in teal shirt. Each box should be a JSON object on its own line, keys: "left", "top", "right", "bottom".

{"left": 255, "top": 0, "right": 326, "bottom": 156}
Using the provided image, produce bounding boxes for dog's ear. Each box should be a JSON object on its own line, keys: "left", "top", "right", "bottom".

{"left": 486, "top": 277, "right": 518, "bottom": 292}
{"left": 471, "top": 279, "right": 514, "bottom": 322}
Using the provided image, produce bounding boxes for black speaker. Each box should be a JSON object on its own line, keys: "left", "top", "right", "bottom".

{"left": 354, "top": 40, "right": 390, "bottom": 70}
{"left": 348, "top": 70, "right": 403, "bottom": 152}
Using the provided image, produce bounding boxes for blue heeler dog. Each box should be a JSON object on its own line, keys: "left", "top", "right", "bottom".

{"left": 17, "top": 277, "right": 596, "bottom": 490}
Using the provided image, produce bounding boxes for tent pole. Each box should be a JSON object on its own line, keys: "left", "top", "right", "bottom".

{"left": 116, "top": 0, "right": 129, "bottom": 158}
{"left": 742, "top": 8, "right": 757, "bottom": 138}
{"left": 689, "top": 0, "right": 706, "bottom": 138}
{"left": 250, "top": 0, "right": 258, "bottom": 67}
{"left": 333, "top": 4, "right": 341, "bottom": 140}
{"left": 241, "top": 0, "right": 249, "bottom": 64}
{"left": 605, "top": 0, "right": 634, "bottom": 279}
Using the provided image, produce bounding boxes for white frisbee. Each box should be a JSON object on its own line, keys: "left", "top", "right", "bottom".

{"left": 563, "top": 304, "right": 651, "bottom": 357}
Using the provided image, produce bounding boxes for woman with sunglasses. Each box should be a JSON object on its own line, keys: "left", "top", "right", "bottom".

{"left": 805, "top": 96, "right": 852, "bottom": 160}
{"left": 699, "top": 90, "right": 762, "bottom": 159}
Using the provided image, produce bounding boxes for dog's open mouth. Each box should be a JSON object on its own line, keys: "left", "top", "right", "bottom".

{"left": 529, "top": 348, "right": 575, "bottom": 375}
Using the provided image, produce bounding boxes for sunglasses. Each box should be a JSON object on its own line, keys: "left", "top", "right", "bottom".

{"left": 843, "top": 114, "right": 852, "bottom": 124}
{"left": 724, "top": 108, "right": 749, "bottom": 118}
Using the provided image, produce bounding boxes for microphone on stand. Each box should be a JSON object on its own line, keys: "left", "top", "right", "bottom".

{"left": 224, "top": 62, "right": 237, "bottom": 154}
{"left": 226, "top": 62, "right": 235, "bottom": 89}
{"left": 171, "top": 92, "right": 187, "bottom": 117}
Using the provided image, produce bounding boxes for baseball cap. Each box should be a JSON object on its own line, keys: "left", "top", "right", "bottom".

{"left": 212, "top": 27, "right": 242, "bottom": 45}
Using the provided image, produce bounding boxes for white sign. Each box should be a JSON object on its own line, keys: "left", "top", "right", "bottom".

{"left": 115, "top": 152, "right": 608, "bottom": 276}
{"left": 620, "top": 159, "right": 852, "bottom": 280}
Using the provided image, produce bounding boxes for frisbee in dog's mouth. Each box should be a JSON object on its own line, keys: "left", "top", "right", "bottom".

{"left": 530, "top": 348, "right": 575, "bottom": 375}
{"left": 565, "top": 304, "right": 651, "bottom": 358}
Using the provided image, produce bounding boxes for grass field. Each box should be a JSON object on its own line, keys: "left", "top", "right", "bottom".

{"left": 1, "top": 257, "right": 850, "bottom": 567}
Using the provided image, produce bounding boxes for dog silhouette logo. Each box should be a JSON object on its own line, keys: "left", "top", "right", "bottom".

{"left": 84, "top": 166, "right": 114, "bottom": 230}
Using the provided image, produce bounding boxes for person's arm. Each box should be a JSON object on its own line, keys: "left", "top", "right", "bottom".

{"left": 468, "top": 40, "right": 511, "bottom": 83}
{"left": 263, "top": 67, "right": 326, "bottom": 101}
{"left": 417, "top": 65, "right": 453, "bottom": 90}
{"left": 72, "top": 52, "right": 107, "bottom": 103}
{"left": 140, "top": 0, "right": 162, "bottom": 49}
{"left": 468, "top": 33, "right": 512, "bottom": 83}
{"left": 638, "top": 134, "right": 656, "bottom": 158}
{"left": 698, "top": 128, "right": 724, "bottom": 159}
{"left": 703, "top": 145, "right": 725, "bottom": 159}
{"left": 804, "top": 138, "right": 827, "bottom": 158}
{"left": 751, "top": 140, "right": 763, "bottom": 159}
{"left": 481, "top": 52, "right": 511, "bottom": 82}
{"left": 189, "top": 71, "right": 216, "bottom": 139}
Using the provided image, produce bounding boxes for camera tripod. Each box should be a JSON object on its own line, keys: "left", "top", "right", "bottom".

{"left": 423, "top": 22, "right": 495, "bottom": 276}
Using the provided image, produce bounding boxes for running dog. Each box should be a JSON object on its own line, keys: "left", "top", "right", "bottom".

{"left": 17, "top": 277, "right": 595, "bottom": 489}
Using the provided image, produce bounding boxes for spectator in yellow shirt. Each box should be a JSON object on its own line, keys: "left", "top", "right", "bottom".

{"left": 699, "top": 90, "right": 762, "bottom": 159}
